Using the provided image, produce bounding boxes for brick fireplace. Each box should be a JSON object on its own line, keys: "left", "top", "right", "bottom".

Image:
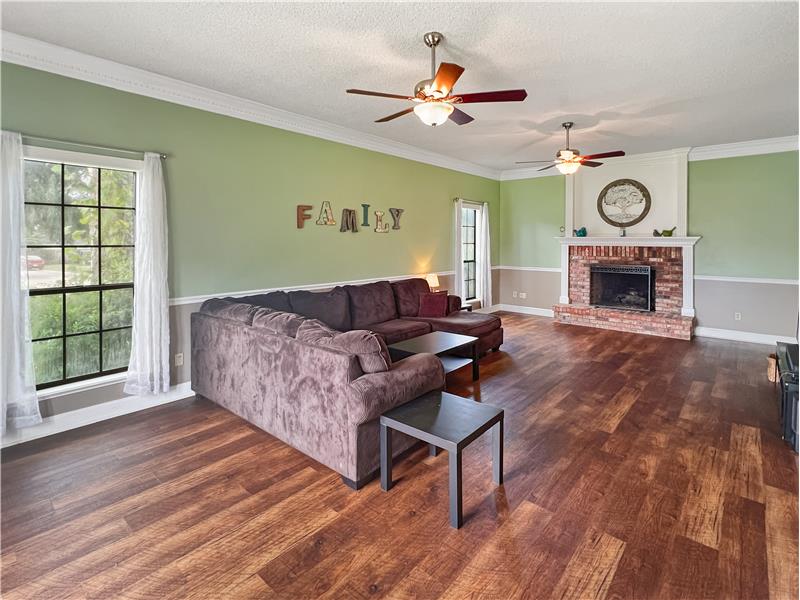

{"left": 553, "top": 237, "right": 701, "bottom": 340}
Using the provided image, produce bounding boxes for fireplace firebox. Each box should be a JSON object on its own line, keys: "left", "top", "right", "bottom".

{"left": 590, "top": 265, "right": 654, "bottom": 312}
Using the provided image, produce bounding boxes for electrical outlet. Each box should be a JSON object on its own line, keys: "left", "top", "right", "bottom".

{"left": 519, "top": 292, "right": 527, "bottom": 299}
{"left": 734, "top": 312, "right": 742, "bottom": 321}
{"left": 175, "top": 353, "right": 184, "bottom": 367}
{"left": 512, "top": 291, "right": 518, "bottom": 298}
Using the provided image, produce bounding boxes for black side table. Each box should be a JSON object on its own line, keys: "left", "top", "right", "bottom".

{"left": 379, "top": 391, "right": 504, "bottom": 528}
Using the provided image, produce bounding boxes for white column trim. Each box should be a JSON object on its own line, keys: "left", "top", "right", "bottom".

{"left": 559, "top": 243, "right": 571, "bottom": 304}
{"left": 682, "top": 244, "right": 696, "bottom": 317}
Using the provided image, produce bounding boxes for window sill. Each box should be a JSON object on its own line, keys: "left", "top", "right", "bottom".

{"left": 37, "top": 372, "right": 128, "bottom": 401}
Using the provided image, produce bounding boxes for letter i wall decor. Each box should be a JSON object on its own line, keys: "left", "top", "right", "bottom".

{"left": 296, "top": 203, "right": 404, "bottom": 233}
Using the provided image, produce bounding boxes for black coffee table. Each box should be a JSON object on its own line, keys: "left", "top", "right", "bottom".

{"left": 380, "top": 391, "right": 504, "bottom": 528}
{"left": 389, "top": 331, "right": 479, "bottom": 381}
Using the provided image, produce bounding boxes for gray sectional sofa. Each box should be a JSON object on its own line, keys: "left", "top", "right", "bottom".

{"left": 191, "top": 278, "right": 503, "bottom": 487}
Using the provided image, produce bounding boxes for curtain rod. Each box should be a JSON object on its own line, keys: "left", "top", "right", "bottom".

{"left": 21, "top": 135, "right": 168, "bottom": 159}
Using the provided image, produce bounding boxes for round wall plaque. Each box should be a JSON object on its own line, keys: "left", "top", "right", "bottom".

{"left": 597, "top": 179, "right": 652, "bottom": 228}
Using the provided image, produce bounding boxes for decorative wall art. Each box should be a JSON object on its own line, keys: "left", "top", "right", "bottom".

{"left": 296, "top": 203, "right": 405, "bottom": 233}
{"left": 596, "top": 179, "right": 652, "bottom": 228}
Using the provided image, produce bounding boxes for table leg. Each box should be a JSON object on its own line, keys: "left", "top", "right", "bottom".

{"left": 380, "top": 424, "right": 392, "bottom": 491}
{"left": 449, "top": 450, "right": 463, "bottom": 528}
{"left": 472, "top": 341, "right": 479, "bottom": 381}
{"left": 492, "top": 419, "right": 504, "bottom": 485}
{"left": 429, "top": 444, "right": 440, "bottom": 457}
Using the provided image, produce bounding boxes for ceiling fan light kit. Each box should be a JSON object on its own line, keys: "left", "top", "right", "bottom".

{"left": 346, "top": 31, "right": 527, "bottom": 127}
{"left": 413, "top": 101, "right": 454, "bottom": 126}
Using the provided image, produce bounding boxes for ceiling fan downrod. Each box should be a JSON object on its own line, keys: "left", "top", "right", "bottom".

{"left": 423, "top": 31, "right": 443, "bottom": 79}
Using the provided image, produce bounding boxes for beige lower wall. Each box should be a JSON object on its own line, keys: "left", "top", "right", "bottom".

{"left": 37, "top": 270, "right": 798, "bottom": 419}
{"left": 694, "top": 279, "right": 798, "bottom": 336}
{"left": 496, "top": 268, "right": 561, "bottom": 311}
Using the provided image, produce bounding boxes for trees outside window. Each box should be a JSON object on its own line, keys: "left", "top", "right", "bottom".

{"left": 24, "top": 158, "right": 136, "bottom": 388}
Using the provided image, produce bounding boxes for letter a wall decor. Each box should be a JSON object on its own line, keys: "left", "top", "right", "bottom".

{"left": 316, "top": 201, "right": 336, "bottom": 225}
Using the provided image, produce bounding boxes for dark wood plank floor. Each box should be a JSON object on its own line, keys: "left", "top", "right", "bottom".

{"left": 2, "top": 313, "right": 797, "bottom": 599}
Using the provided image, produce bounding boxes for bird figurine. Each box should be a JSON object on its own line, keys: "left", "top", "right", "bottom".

{"left": 573, "top": 227, "right": 587, "bottom": 237}
{"left": 653, "top": 227, "right": 676, "bottom": 237}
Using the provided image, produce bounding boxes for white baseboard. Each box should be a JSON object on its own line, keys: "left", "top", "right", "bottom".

{"left": 480, "top": 303, "right": 555, "bottom": 317}
{"left": 483, "top": 305, "right": 796, "bottom": 346}
{"left": 2, "top": 382, "right": 194, "bottom": 448}
{"left": 694, "top": 327, "right": 797, "bottom": 346}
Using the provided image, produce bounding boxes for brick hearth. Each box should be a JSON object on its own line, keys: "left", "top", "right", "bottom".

{"left": 554, "top": 244, "right": 694, "bottom": 340}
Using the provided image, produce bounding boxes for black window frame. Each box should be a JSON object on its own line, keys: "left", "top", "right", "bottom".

{"left": 461, "top": 207, "right": 477, "bottom": 301}
{"left": 24, "top": 159, "right": 136, "bottom": 390}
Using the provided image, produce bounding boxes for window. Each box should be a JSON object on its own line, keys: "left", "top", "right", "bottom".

{"left": 461, "top": 206, "right": 477, "bottom": 301}
{"left": 23, "top": 151, "right": 138, "bottom": 389}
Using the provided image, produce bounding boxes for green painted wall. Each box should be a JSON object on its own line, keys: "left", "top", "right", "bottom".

{"left": 1, "top": 63, "right": 500, "bottom": 298}
{"left": 497, "top": 153, "right": 799, "bottom": 279}
{"left": 689, "top": 151, "right": 798, "bottom": 278}
{"left": 499, "top": 175, "right": 565, "bottom": 268}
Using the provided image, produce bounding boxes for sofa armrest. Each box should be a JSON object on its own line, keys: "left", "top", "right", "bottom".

{"left": 345, "top": 353, "right": 445, "bottom": 426}
{"left": 447, "top": 294, "right": 463, "bottom": 315}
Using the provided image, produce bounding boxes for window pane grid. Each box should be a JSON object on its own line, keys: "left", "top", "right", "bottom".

{"left": 461, "top": 207, "right": 478, "bottom": 301}
{"left": 23, "top": 160, "right": 135, "bottom": 389}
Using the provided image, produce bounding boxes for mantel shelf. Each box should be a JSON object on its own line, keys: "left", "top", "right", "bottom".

{"left": 556, "top": 236, "right": 701, "bottom": 247}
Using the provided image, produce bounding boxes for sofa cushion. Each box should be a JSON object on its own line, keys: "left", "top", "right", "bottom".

{"left": 199, "top": 298, "right": 259, "bottom": 325}
{"left": 368, "top": 319, "right": 431, "bottom": 345}
{"left": 288, "top": 287, "right": 351, "bottom": 331}
{"left": 418, "top": 291, "right": 448, "bottom": 318}
{"left": 345, "top": 281, "right": 397, "bottom": 329}
{"left": 390, "top": 278, "right": 431, "bottom": 317}
{"left": 252, "top": 308, "right": 307, "bottom": 338}
{"left": 232, "top": 291, "right": 291, "bottom": 312}
{"left": 405, "top": 312, "right": 501, "bottom": 338}
{"left": 296, "top": 319, "right": 391, "bottom": 374}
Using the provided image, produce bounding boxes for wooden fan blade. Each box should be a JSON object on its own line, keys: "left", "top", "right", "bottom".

{"left": 449, "top": 107, "right": 474, "bottom": 125}
{"left": 580, "top": 150, "right": 625, "bottom": 160}
{"left": 515, "top": 160, "right": 554, "bottom": 164}
{"left": 538, "top": 164, "right": 557, "bottom": 172}
{"left": 580, "top": 160, "right": 603, "bottom": 167}
{"left": 375, "top": 107, "right": 414, "bottom": 123}
{"left": 347, "top": 89, "right": 412, "bottom": 100}
{"left": 432, "top": 63, "right": 465, "bottom": 96}
{"left": 457, "top": 89, "right": 528, "bottom": 103}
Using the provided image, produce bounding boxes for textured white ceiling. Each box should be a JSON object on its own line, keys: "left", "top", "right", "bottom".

{"left": 2, "top": 2, "right": 797, "bottom": 171}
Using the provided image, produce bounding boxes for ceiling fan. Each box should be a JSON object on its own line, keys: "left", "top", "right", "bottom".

{"left": 516, "top": 122, "right": 625, "bottom": 174}
{"left": 346, "top": 32, "right": 528, "bottom": 127}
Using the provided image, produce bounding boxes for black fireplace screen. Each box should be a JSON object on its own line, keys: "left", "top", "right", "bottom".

{"left": 590, "top": 265, "right": 654, "bottom": 312}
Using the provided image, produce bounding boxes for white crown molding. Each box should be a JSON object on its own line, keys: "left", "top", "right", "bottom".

{"left": 695, "top": 275, "right": 799, "bottom": 286}
{"left": 688, "top": 136, "right": 799, "bottom": 162}
{"left": 1, "top": 32, "right": 499, "bottom": 180}
{"left": 2, "top": 382, "right": 193, "bottom": 448}
{"left": 500, "top": 137, "right": 799, "bottom": 180}
{"left": 169, "top": 269, "right": 456, "bottom": 307}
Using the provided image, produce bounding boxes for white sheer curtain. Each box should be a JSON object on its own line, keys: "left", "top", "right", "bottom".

{"left": 477, "top": 202, "right": 493, "bottom": 308}
{"left": 452, "top": 198, "right": 465, "bottom": 299}
{"left": 1, "top": 131, "right": 42, "bottom": 432}
{"left": 124, "top": 153, "right": 170, "bottom": 396}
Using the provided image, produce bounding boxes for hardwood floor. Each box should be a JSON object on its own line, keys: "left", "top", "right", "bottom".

{"left": 2, "top": 312, "right": 797, "bottom": 599}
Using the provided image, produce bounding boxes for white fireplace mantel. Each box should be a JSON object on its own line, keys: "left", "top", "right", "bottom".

{"left": 556, "top": 236, "right": 702, "bottom": 318}
{"left": 557, "top": 236, "right": 701, "bottom": 247}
